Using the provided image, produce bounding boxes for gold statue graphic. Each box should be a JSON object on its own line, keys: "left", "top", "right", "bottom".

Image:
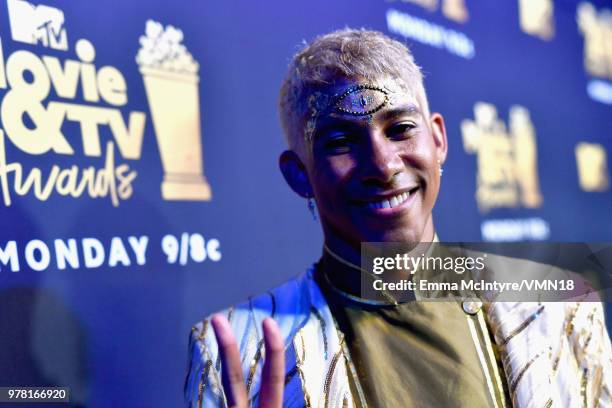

{"left": 461, "top": 102, "right": 543, "bottom": 213}
{"left": 575, "top": 142, "right": 609, "bottom": 192}
{"left": 577, "top": 2, "right": 612, "bottom": 80}
{"left": 136, "top": 20, "right": 212, "bottom": 201}
{"left": 518, "top": 0, "right": 555, "bottom": 40}
{"left": 400, "top": 0, "right": 469, "bottom": 23}
{"left": 442, "top": 0, "right": 468, "bottom": 23}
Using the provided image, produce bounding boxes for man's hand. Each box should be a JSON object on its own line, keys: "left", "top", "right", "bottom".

{"left": 211, "top": 314, "right": 285, "bottom": 408}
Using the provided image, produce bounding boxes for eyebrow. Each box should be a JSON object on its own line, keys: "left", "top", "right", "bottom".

{"left": 322, "top": 104, "right": 421, "bottom": 124}
{"left": 312, "top": 119, "right": 359, "bottom": 141}
{"left": 377, "top": 104, "right": 422, "bottom": 121}
{"left": 312, "top": 104, "right": 423, "bottom": 140}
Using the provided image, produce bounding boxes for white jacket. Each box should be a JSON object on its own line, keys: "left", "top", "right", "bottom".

{"left": 185, "top": 267, "right": 612, "bottom": 407}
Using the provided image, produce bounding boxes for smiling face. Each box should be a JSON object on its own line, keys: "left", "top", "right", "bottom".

{"left": 280, "top": 77, "right": 448, "bottom": 249}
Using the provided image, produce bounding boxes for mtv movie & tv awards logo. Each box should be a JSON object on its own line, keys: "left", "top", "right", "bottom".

{"left": 0, "top": 0, "right": 212, "bottom": 207}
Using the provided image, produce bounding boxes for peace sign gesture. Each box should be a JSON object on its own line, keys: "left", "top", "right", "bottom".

{"left": 211, "top": 315, "right": 285, "bottom": 408}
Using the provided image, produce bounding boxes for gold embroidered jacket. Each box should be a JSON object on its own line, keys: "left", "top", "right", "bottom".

{"left": 185, "top": 267, "right": 612, "bottom": 407}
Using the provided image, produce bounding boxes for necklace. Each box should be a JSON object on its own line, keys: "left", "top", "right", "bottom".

{"left": 322, "top": 244, "right": 399, "bottom": 306}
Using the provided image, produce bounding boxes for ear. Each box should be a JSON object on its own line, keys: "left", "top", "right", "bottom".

{"left": 279, "top": 150, "right": 312, "bottom": 198}
{"left": 430, "top": 112, "right": 448, "bottom": 165}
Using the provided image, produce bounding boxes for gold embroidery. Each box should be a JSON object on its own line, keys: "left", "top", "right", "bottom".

{"left": 500, "top": 305, "right": 545, "bottom": 347}
{"left": 543, "top": 398, "right": 553, "bottom": 408}
{"left": 213, "top": 309, "right": 234, "bottom": 372}
{"left": 294, "top": 331, "right": 312, "bottom": 408}
{"left": 191, "top": 319, "right": 223, "bottom": 406}
{"left": 246, "top": 339, "right": 265, "bottom": 396}
{"left": 197, "top": 360, "right": 213, "bottom": 408}
{"left": 551, "top": 337, "right": 565, "bottom": 375}
{"left": 201, "top": 345, "right": 226, "bottom": 408}
{"left": 324, "top": 348, "right": 344, "bottom": 408}
{"left": 240, "top": 322, "right": 257, "bottom": 366}
{"left": 583, "top": 331, "right": 594, "bottom": 353}
{"left": 311, "top": 306, "right": 329, "bottom": 360}
{"left": 245, "top": 295, "right": 276, "bottom": 397}
{"left": 338, "top": 330, "right": 367, "bottom": 408}
{"left": 250, "top": 365, "right": 299, "bottom": 405}
{"left": 582, "top": 307, "right": 599, "bottom": 351}
{"left": 563, "top": 302, "right": 584, "bottom": 375}
{"left": 510, "top": 349, "right": 546, "bottom": 395}
{"left": 566, "top": 302, "right": 583, "bottom": 337}
{"left": 592, "top": 365, "right": 604, "bottom": 408}
{"left": 581, "top": 367, "right": 588, "bottom": 408}
{"left": 298, "top": 331, "right": 306, "bottom": 362}
{"left": 197, "top": 319, "right": 209, "bottom": 342}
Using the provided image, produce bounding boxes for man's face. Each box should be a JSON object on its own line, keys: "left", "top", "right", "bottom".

{"left": 302, "top": 77, "right": 447, "bottom": 247}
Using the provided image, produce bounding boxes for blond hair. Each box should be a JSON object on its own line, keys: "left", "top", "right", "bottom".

{"left": 279, "top": 28, "right": 429, "bottom": 153}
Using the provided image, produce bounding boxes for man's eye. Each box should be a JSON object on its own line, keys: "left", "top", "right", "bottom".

{"left": 388, "top": 122, "right": 416, "bottom": 139}
{"left": 324, "top": 135, "right": 351, "bottom": 151}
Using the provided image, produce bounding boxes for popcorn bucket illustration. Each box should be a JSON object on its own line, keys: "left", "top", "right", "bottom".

{"left": 139, "top": 66, "right": 211, "bottom": 201}
{"left": 137, "top": 20, "right": 211, "bottom": 201}
{"left": 575, "top": 142, "right": 609, "bottom": 192}
{"left": 518, "top": 0, "right": 554, "bottom": 40}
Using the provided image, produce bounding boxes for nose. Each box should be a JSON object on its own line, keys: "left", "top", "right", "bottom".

{"left": 359, "top": 132, "right": 403, "bottom": 187}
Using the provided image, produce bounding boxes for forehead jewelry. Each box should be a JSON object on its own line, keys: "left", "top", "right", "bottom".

{"left": 304, "top": 83, "right": 394, "bottom": 146}
{"left": 333, "top": 84, "right": 390, "bottom": 117}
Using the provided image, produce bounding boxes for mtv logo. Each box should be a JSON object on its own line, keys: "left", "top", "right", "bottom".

{"left": 7, "top": 0, "right": 68, "bottom": 50}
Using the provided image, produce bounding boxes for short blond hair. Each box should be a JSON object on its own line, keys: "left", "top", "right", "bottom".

{"left": 278, "top": 28, "right": 429, "bottom": 153}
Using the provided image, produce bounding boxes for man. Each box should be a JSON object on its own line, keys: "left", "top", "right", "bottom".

{"left": 185, "top": 29, "right": 611, "bottom": 407}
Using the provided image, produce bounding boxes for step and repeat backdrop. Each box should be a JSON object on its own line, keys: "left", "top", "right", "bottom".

{"left": 0, "top": 0, "right": 610, "bottom": 406}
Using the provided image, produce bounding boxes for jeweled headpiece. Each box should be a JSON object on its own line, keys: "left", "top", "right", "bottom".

{"left": 333, "top": 84, "right": 389, "bottom": 116}
{"left": 304, "top": 83, "right": 394, "bottom": 145}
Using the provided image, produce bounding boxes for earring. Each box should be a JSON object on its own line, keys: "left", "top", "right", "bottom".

{"left": 437, "top": 159, "right": 444, "bottom": 176}
{"left": 307, "top": 195, "right": 317, "bottom": 221}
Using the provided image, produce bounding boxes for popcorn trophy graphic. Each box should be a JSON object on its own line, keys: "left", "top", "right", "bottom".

{"left": 577, "top": 2, "right": 612, "bottom": 80}
{"left": 136, "top": 20, "right": 211, "bottom": 201}
{"left": 402, "top": 0, "right": 469, "bottom": 23}
{"left": 575, "top": 142, "right": 609, "bottom": 192}
{"left": 442, "top": 0, "right": 468, "bottom": 23}
{"left": 518, "top": 0, "right": 555, "bottom": 40}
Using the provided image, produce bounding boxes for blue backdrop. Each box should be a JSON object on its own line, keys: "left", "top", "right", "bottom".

{"left": 0, "top": 0, "right": 610, "bottom": 406}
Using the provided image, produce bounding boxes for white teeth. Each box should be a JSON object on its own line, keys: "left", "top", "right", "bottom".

{"left": 366, "top": 191, "right": 413, "bottom": 210}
